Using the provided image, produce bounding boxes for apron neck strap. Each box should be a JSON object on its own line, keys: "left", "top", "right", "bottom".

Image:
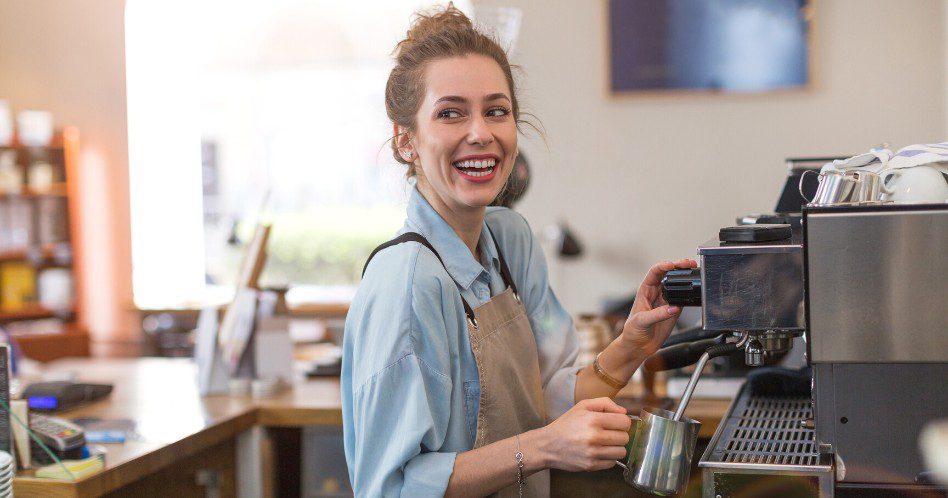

{"left": 362, "top": 226, "right": 522, "bottom": 328}
{"left": 362, "top": 232, "right": 478, "bottom": 326}
{"left": 485, "top": 224, "right": 520, "bottom": 301}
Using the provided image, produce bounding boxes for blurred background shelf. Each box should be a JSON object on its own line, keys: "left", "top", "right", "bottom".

{"left": 12, "top": 327, "right": 91, "bottom": 362}
{"left": 0, "top": 303, "right": 73, "bottom": 321}
{"left": 0, "top": 242, "right": 72, "bottom": 263}
{"left": 0, "top": 183, "right": 68, "bottom": 199}
{"left": 0, "top": 127, "right": 88, "bottom": 361}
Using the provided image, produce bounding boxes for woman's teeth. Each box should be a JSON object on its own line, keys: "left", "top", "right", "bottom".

{"left": 453, "top": 159, "right": 496, "bottom": 177}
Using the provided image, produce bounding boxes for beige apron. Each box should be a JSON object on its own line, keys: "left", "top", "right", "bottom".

{"left": 468, "top": 286, "right": 549, "bottom": 498}
{"left": 363, "top": 229, "right": 549, "bottom": 497}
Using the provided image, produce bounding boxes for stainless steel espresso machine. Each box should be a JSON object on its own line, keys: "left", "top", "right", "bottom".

{"left": 657, "top": 162, "right": 948, "bottom": 497}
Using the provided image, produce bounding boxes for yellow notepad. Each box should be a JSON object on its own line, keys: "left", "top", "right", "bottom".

{"left": 34, "top": 456, "right": 104, "bottom": 480}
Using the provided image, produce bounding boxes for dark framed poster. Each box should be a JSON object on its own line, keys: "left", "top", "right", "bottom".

{"left": 608, "top": 0, "right": 813, "bottom": 94}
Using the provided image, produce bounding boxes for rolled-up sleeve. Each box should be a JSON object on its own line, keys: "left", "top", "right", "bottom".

{"left": 343, "top": 243, "right": 466, "bottom": 497}
{"left": 350, "top": 354, "right": 456, "bottom": 497}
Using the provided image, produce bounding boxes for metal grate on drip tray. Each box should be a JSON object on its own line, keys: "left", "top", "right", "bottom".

{"left": 700, "top": 387, "right": 833, "bottom": 473}
{"left": 722, "top": 397, "right": 818, "bottom": 465}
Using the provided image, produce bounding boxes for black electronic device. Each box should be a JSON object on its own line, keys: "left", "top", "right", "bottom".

{"left": 0, "top": 345, "right": 11, "bottom": 457}
{"left": 737, "top": 213, "right": 803, "bottom": 229}
{"left": 23, "top": 381, "right": 113, "bottom": 412}
{"left": 28, "top": 413, "right": 85, "bottom": 465}
{"left": 305, "top": 357, "right": 342, "bottom": 378}
{"left": 719, "top": 224, "right": 792, "bottom": 243}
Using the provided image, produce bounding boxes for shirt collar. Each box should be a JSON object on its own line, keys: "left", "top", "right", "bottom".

{"left": 478, "top": 222, "right": 501, "bottom": 274}
{"left": 405, "top": 185, "right": 498, "bottom": 290}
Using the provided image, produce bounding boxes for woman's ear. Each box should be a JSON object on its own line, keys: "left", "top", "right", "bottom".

{"left": 394, "top": 125, "right": 414, "bottom": 162}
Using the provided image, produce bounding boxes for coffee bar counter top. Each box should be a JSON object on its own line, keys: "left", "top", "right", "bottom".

{"left": 12, "top": 358, "right": 342, "bottom": 497}
{"left": 12, "top": 358, "right": 728, "bottom": 497}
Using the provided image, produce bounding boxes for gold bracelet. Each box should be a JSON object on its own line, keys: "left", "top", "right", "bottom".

{"left": 593, "top": 352, "right": 628, "bottom": 390}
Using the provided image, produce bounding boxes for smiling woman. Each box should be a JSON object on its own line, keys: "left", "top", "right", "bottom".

{"left": 340, "top": 5, "right": 696, "bottom": 498}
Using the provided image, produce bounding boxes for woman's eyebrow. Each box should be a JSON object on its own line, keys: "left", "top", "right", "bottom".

{"left": 433, "top": 93, "right": 510, "bottom": 105}
{"left": 434, "top": 95, "right": 467, "bottom": 105}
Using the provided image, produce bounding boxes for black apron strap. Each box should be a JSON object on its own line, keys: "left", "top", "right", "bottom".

{"left": 485, "top": 225, "right": 520, "bottom": 300}
{"left": 362, "top": 232, "right": 478, "bottom": 326}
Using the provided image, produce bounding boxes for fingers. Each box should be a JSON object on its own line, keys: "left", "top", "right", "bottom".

{"left": 591, "top": 445, "right": 629, "bottom": 462}
{"left": 582, "top": 439, "right": 631, "bottom": 471}
{"left": 592, "top": 428, "right": 631, "bottom": 447}
{"left": 590, "top": 412, "right": 633, "bottom": 431}
{"left": 589, "top": 458, "right": 625, "bottom": 471}
{"left": 640, "top": 259, "right": 697, "bottom": 288}
{"left": 581, "top": 397, "right": 627, "bottom": 415}
{"left": 641, "top": 261, "right": 676, "bottom": 288}
{"left": 628, "top": 304, "right": 680, "bottom": 332}
{"left": 677, "top": 258, "right": 698, "bottom": 269}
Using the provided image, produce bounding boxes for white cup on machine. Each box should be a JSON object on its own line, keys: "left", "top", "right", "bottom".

{"left": 880, "top": 164, "right": 948, "bottom": 203}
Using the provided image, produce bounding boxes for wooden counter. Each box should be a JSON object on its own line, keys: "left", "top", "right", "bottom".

{"left": 12, "top": 358, "right": 342, "bottom": 497}
{"left": 11, "top": 358, "right": 729, "bottom": 497}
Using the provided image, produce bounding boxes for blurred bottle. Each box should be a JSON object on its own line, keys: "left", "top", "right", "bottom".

{"left": 0, "top": 151, "right": 21, "bottom": 194}
{"left": 16, "top": 110, "right": 53, "bottom": 147}
{"left": 574, "top": 314, "right": 612, "bottom": 366}
{"left": 0, "top": 101, "right": 12, "bottom": 146}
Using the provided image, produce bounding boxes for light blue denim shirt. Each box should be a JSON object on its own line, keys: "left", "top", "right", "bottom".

{"left": 341, "top": 186, "right": 579, "bottom": 497}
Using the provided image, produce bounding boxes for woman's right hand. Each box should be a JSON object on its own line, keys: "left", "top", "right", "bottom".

{"left": 538, "top": 397, "right": 632, "bottom": 472}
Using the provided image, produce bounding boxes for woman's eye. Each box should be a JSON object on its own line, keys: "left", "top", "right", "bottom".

{"left": 438, "top": 109, "right": 462, "bottom": 119}
{"left": 486, "top": 107, "right": 511, "bottom": 118}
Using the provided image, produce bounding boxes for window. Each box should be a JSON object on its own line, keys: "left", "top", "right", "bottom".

{"left": 126, "top": 0, "right": 491, "bottom": 307}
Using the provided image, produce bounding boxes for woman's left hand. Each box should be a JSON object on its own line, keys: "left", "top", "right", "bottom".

{"left": 619, "top": 259, "right": 698, "bottom": 359}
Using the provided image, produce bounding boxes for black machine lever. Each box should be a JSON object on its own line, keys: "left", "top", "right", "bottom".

{"left": 642, "top": 335, "right": 726, "bottom": 373}
{"left": 661, "top": 268, "right": 702, "bottom": 307}
{"left": 661, "top": 326, "right": 721, "bottom": 348}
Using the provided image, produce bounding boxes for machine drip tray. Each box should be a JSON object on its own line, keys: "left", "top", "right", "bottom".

{"left": 699, "top": 384, "right": 834, "bottom": 497}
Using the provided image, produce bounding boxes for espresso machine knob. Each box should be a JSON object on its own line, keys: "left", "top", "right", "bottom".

{"left": 661, "top": 268, "right": 702, "bottom": 306}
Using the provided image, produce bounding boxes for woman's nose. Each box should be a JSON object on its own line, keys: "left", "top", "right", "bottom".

{"left": 466, "top": 116, "right": 494, "bottom": 146}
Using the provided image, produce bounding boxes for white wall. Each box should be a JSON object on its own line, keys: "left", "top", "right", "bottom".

{"left": 499, "top": 0, "right": 947, "bottom": 313}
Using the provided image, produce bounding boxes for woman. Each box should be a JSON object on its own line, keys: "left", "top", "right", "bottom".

{"left": 341, "top": 6, "right": 696, "bottom": 497}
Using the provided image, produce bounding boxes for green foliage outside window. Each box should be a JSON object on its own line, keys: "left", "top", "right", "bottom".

{"left": 219, "top": 205, "right": 404, "bottom": 288}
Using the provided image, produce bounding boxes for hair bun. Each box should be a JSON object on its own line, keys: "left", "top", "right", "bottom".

{"left": 396, "top": 3, "right": 474, "bottom": 55}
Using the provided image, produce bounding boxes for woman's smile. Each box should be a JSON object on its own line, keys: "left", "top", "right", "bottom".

{"left": 452, "top": 154, "right": 499, "bottom": 182}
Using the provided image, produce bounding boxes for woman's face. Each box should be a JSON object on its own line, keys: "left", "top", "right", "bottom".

{"left": 406, "top": 54, "right": 518, "bottom": 213}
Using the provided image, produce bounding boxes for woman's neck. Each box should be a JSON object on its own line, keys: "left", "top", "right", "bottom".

{"left": 417, "top": 183, "right": 484, "bottom": 259}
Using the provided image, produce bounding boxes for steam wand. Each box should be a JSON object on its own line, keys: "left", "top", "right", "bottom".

{"left": 671, "top": 333, "right": 749, "bottom": 421}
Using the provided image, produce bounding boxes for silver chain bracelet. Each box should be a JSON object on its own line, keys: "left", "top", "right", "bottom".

{"left": 515, "top": 434, "right": 524, "bottom": 497}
